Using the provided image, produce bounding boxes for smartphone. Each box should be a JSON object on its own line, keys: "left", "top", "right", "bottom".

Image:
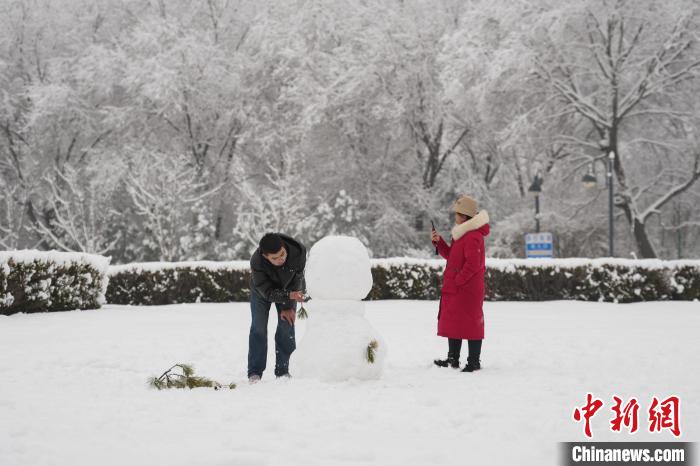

{"left": 431, "top": 220, "right": 438, "bottom": 255}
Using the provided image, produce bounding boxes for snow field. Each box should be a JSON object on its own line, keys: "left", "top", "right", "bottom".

{"left": 0, "top": 300, "right": 698, "bottom": 466}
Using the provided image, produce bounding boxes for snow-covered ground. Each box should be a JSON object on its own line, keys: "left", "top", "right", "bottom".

{"left": 1, "top": 300, "right": 698, "bottom": 466}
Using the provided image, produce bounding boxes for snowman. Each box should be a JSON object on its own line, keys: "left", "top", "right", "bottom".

{"left": 291, "top": 236, "right": 387, "bottom": 381}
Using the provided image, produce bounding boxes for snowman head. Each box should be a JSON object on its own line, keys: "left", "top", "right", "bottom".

{"left": 305, "top": 236, "right": 373, "bottom": 300}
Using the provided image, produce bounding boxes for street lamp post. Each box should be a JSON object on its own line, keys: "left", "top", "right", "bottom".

{"left": 607, "top": 151, "right": 614, "bottom": 257}
{"left": 582, "top": 150, "right": 615, "bottom": 257}
{"left": 528, "top": 173, "right": 543, "bottom": 233}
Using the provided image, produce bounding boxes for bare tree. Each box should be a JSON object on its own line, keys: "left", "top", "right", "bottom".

{"left": 0, "top": 182, "right": 30, "bottom": 249}
{"left": 125, "top": 151, "right": 222, "bottom": 261}
{"left": 33, "top": 164, "right": 123, "bottom": 254}
{"left": 534, "top": 1, "right": 700, "bottom": 257}
{"left": 232, "top": 151, "right": 313, "bottom": 255}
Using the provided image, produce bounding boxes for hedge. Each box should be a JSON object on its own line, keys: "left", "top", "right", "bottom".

{"left": 669, "top": 264, "right": 700, "bottom": 300}
{"left": 0, "top": 250, "right": 110, "bottom": 315}
{"left": 485, "top": 258, "right": 676, "bottom": 302}
{"left": 106, "top": 258, "right": 700, "bottom": 305}
{"left": 106, "top": 261, "right": 250, "bottom": 306}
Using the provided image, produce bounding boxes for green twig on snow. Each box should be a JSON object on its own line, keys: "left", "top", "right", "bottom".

{"left": 149, "top": 363, "right": 236, "bottom": 390}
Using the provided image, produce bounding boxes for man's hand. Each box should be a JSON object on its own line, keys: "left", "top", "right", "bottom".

{"left": 431, "top": 230, "right": 442, "bottom": 243}
{"left": 289, "top": 291, "right": 305, "bottom": 302}
{"left": 280, "top": 309, "right": 296, "bottom": 325}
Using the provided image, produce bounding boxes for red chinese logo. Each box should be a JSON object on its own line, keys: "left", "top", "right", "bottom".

{"left": 610, "top": 396, "right": 639, "bottom": 433}
{"left": 573, "top": 394, "right": 681, "bottom": 438}
{"left": 648, "top": 395, "right": 681, "bottom": 437}
{"left": 573, "top": 393, "right": 604, "bottom": 438}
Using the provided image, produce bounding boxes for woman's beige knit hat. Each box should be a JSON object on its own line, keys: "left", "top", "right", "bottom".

{"left": 452, "top": 195, "right": 478, "bottom": 217}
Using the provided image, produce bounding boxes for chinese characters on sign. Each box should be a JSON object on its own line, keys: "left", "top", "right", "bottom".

{"left": 573, "top": 394, "right": 681, "bottom": 438}
{"left": 525, "top": 232, "right": 554, "bottom": 258}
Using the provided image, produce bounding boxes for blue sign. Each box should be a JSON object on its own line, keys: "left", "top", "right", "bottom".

{"left": 525, "top": 232, "right": 554, "bottom": 258}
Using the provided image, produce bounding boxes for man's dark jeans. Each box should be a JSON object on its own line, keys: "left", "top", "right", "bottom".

{"left": 247, "top": 291, "right": 297, "bottom": 378}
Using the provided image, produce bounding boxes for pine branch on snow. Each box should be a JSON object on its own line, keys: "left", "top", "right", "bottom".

{"left": 149, "top": 364, "right": 236, "bottom": 390}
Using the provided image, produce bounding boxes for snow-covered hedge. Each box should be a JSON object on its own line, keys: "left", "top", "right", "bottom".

{"left": 367, "top": 258, "right": 443, "bottom": 300}
{"left": 371, "top": 258, "right": 699, "bottom": 302}
{"left": 106, "top": 258, "right": 700, "bottom": 305}
{"left": 670, "top": 264, "right": 700, "bottom": 300}
{"left": 0, "top": 250, "right": 110, "bottom": 315}
{"left": 107, "top": 261, "right": 251, "bottom": 305}
{"left": 485, "top": 258, "right": 688, "bottom": 302}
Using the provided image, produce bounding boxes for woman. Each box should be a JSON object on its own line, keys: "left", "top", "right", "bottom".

{"left": 431, "top": 195, "right": 490, "bottom": 372}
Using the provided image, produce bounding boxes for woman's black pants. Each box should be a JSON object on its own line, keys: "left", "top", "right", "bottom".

{"left": 448, "top": 338, "right": 482, "bottom": 361}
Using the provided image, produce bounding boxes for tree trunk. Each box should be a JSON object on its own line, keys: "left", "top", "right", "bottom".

{"left": 620, "top": 203, "right": 658, "bottom": 258}
{"left": 214, "top": 137, "right": 238, "bottom": 240}
{"left": 609, "top": 126, "right": 658, "bottom": 258}
{"left": 632, "top": 217, "right": 657, "bottom": 258}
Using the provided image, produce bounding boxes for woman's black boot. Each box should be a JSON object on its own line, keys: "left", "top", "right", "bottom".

{"left": 434, "top": 338, "right": 462, "bottom": 368}
{"left": 462, "top": 339, "right": 482, "bottom": 372}
{"left": 434, "top": 353, "right": 460, "bottom": 368}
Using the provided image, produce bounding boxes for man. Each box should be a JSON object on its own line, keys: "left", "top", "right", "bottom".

{"left": 248, "top": 232, "right": 306, "bottom": 383}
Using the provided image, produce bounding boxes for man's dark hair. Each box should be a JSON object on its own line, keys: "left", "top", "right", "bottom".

{"left": 260, "top": 233, "right": 283, "bottom": 255}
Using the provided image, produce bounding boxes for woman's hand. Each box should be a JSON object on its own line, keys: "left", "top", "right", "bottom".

{"left": 431, "top": 230, "right": 442, "bottom": 243}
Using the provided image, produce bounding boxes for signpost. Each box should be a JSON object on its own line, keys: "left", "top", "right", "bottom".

{"left": 525, "top": 232, "right": 554, "bottom": 258}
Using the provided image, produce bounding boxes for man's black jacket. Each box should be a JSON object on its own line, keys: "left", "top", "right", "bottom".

{"left": 249, "top": 234, "right": 306, "bottom": 310}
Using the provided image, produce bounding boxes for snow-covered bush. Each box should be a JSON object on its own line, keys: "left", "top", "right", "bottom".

{"left": 367, "top": 259, "right": 443, "bottom": 300}
{"left": 668, "top": 263, "right": 700, "bottom": 301}
{"left": 107, "top": 262, "right": 251, "bottom": 305}
{"left": 0, "top": 251, "right": 110, "bottom": 315}
{"left": 485, "top": 259, "right": 672, "bottom": 302}
{"left": 106, "top": 258, "right": 700, "bottom": 305}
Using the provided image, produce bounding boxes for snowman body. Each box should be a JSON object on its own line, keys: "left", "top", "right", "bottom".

{"left": 292, "top": 236, "right": 386, "bottom": 381}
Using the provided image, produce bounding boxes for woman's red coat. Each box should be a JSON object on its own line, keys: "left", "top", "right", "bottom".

{"left": 435, "top": 223, "right": 490, "bottom": 340}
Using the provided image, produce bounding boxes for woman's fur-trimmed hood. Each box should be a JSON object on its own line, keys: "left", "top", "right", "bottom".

{"left": 451, "top": 210, "right": 490, "bottom": 241}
